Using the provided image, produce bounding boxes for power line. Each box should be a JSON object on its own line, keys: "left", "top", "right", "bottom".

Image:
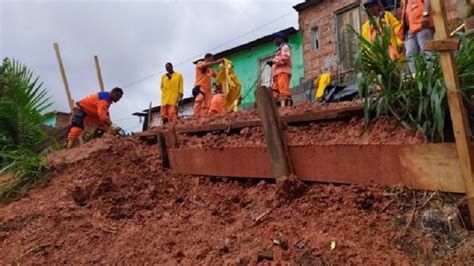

{"left": 122, "top": 10, "right": 296, "bottom": 89}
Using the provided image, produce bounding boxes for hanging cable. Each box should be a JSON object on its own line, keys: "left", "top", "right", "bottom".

{"left": 121, "top": 10, "right": 295, "bottom": 89}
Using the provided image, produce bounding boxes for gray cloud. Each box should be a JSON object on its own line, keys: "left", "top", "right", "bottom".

{"left": 1, "top": 0, "right": 300, "bottom": 131}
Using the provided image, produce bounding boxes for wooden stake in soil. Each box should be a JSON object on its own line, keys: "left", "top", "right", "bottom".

{"left": 430, "top": 0, "right": 474, "bottom": 225}
{"left": 157, "top": 132, "right": 170, "bottom": 169}
{"left": 147, "top": 101, "right": 153, "bottom": 130}
{"left": 53, "top": 43, "right": 74, "bottom": 112}
{"left": 94, "top": 55, "right": 105, "bottom": 92}
{"left": 255, "top": 86, "right": 294, "bottom": 183}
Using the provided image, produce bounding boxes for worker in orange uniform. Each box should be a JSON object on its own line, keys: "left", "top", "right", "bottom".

{"left": 362, "top": 0, "right": 404, "bottom": 60}
{"left": 160, "top": 62, "right": 184, "bottom": 124}
{"left": 65, "top": 87, "right": 123, "bottom": 149}
{"left": 400, "top": 0, "right": 434, "bottom": 74}
{"left": 208, "top": 85, "right": 226, "bottom": 115}
{"left": 267, "top": 32, "right": 292, "bottom": 106}
{"left": 192, "top": 53, "right": 224, "bottom": 116}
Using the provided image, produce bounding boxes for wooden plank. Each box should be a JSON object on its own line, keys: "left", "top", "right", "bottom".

{"left": 147, "top": 101, "right": 152, "bottom": 130}
{"left": 168, "top": 144, "right": 465, "bottom": 193}
{"left": 255, "top": 86, "right": 294, "bottom": 182}
{"left": 176, "top": 119, "right": 261, "bottom": 134}
{"left": 157, "top": 133, "right": 170, "bottom": 169}
{"left": 424, "top": 39, "right": 460, "bottom": 51}
{"left": 94, "top": 55, "right": 105, "bottom": 92}
{"left": 53, "top": 43, "right": 74, "bottom": 112}
{"left": 398, "top": 144, "right": 465, "bottom": 193}
{"left": 282, "top": 104, "right": 363, "bottom": 124}
{"left": 163, "top": 129, "right": 179, "bottom": 148}
{"left": 431, "top": 0, "right": 474, "bottom": 223}
{"left": 168, "top": 147, "right": 273, "bottom": 178}
{"left": 34, "top": 126, "right": 70, "bottom": 152}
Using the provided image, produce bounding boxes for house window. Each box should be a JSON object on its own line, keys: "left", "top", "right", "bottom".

{"left": 335, "top": 4, "right": 361, "bottom": 85}
{"left": 258, "top": 55, "right": 273, "bottom": 88}
{"left": 310, "top": 27, "right": 320, "bottom": 51}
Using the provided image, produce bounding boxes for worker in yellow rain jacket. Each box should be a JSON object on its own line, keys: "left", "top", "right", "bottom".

{"left": 314, "top": 72, "right": 331, "bottom": 102}
{"left": 361, "top": 0, "right": 404, "bottom": 60}
{"left": 160, "top": 62, "right": 184, "bottom": 123}
{"left": 209, "top": 59, "right": 241, "bottom": 115}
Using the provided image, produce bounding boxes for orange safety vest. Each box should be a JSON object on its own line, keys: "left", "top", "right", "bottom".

{"left": 400, "top": 0, "right": 434, "bottom": 36}
{"left": 272, "top": 43, "right": 292, "bottom": 76}
{"left": 76, "top": 91, "right": 112, "bottom": 124}
{"left": 194, "top": 61, "right": 217, "bottom": 93}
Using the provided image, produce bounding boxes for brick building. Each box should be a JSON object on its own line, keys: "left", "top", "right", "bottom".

{"left": 293, "top": 0, "right": 465, "bottom": 84}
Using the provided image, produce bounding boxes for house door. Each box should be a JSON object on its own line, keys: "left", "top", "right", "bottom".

{"left": 335, "top": 4, "right": 362, "bottom": 85}
{"left": 258, "top": 55, "right": 273, "bottom": 88}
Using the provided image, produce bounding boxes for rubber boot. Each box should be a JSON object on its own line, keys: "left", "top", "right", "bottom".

{"left": 64, "top": 138, "right": 75, "bottom": 149}
{"left": 83, "top": 131, "right": 93, "bottom": 142}
{"left": 278, "top": 98, "right": 293, "bottom": 107}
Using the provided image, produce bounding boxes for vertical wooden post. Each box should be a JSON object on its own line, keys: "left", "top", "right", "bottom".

{"left": 157, "top": 132, "right": 170, "bottom": 169}
{"left": 147, "top": 101, "right": 153, "bottom": 130}
{"left": 53, "top": 43, "right": 74, "bottom": 112}
{"left": 431, "top": 0, "right": 474, "bottom": 224}
{"left": 94, "top": 55, "right": 105, "bottom": 91}
{"left": 255, "top": 86, "right": 294, "bottom": 183}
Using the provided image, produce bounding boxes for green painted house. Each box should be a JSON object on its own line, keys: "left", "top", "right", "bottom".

{"left": 212, "top": 27, "right": 304, "bottom": 109}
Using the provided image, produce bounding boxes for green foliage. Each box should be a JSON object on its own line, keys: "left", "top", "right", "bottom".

{"left": 352, "top": 16, "right": 447, "bottom": 141}
{"left": 456, "top": 33, "right": 474, "bottom": 94}
{"left": 354, "top": 15, "right": 474, "bottom": 142}
{"left": 0, "top": 58, "right": 54, "bottom": 147}
{"left": 0, "top": 58, "right": 53, "bottom": 201}
{"left": 0, "top": 148, "right": 49, "bottom": 202}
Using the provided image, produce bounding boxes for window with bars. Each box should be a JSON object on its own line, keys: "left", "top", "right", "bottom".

{"left": 311, "top": 27, "right": 320, "bottom": 51}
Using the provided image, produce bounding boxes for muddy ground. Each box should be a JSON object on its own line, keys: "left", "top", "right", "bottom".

{"left": 178, "top": 117, "right": 426, "bottom": 149}
{"left": 1, "top": 136, "right": 473, "bottom": 264}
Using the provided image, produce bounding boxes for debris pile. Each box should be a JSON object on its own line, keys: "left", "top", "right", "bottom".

{"left": 0, "top": 135, "right": 472, "bottom": 264}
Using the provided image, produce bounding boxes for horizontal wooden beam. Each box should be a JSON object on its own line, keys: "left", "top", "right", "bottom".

{"left": 168, "top": 143, "right": 465, "bottom": 193}
{"left": 424, "top": 39, "right": 460, "bottom": 52}
{"left": 134, "top": 104, "right": 363, "bottom": 137}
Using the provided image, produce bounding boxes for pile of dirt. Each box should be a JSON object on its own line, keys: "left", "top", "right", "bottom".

{"left": 178, "top": 117, "right": 426, "bottom": 149}
{"left": 0, "top": 136, "right": 472, "bottom": 264}
{"left": 159, "top": 101, "right": 361, "bottom": 130}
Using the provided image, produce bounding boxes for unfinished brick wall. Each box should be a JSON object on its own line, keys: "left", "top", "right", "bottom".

{"left": 55, "top": 112, "right": 71, "bottom": 128}
{"left": 297, "top": 0, "right": 463, "bottom": 82}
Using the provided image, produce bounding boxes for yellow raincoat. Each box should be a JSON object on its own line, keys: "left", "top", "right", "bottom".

{"left": 361, "top": 11, "right": 404, "bottom": 60}
{"left": 161, "top": 72, "right": 184, "bottom": 106}
{"left": 215, "top": 59, "right": 241, "bottom": 111}
{"left": 314, "top": 73, "right": 331, "bottom": 101}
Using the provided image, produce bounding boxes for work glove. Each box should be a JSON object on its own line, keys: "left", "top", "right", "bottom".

{"left": 92, "top": 127, "right": 105, "bottom": 139}
{"left": 266, "top": 60, "right": 274, "bottom": 67}
{"left": 109, "top": 124, "right": 122, "bottom": 136}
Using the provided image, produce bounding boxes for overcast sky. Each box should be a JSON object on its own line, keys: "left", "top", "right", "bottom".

{"left": 0, "top": 0, "right": 301, "bottom": 132}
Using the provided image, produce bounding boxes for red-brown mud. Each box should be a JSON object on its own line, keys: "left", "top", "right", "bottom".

{"left": 160, "top": 101, "right": 361, "bottom": 130}
{"left": 0, "top": 135, "right": 472, "bottom": 264}
{"left": 178, "top": 117, "right": 426, "bottom": 149}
